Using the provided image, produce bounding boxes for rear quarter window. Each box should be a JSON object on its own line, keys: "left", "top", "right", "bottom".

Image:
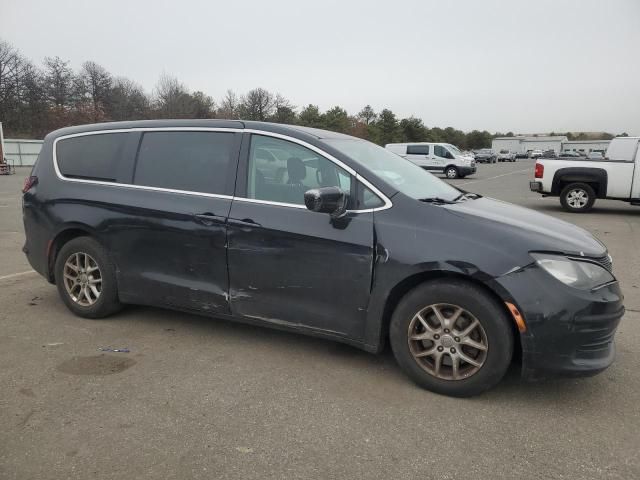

{"left": 56, "top": 133, "right": 130, "bottom": 182}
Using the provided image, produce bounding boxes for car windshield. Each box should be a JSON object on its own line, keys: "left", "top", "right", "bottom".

{"left": 446, "top": 144, "right": 462, "bottom": 155}
{"left": 324, "top": 138, "right": 461, "bottom": 201}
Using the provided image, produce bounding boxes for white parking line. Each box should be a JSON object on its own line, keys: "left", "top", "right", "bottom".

{"left": 0, "top": 270, "right": 36, "bottom": 281}
{"left": 457, "top": 167, "right": 531, "bottom": 186}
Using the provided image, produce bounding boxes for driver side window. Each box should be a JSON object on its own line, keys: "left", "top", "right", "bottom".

{"left": 434, "top": 145, "right": 448, "bottom": 158}
{"left": 247, "top": 135, "right": 351, "bottom": 206}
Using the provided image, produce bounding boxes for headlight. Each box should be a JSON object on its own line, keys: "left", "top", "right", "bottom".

{"left": 531, "top": 253, "right": 615, "bottom": 290}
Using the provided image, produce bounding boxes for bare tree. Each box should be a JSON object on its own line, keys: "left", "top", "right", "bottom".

{"left": 191, "top": 91, "right": 216, "bottom": 118}
{"left": 154, "top": 73, "right": 193, "bottom": 118}
{"left": 0, "top": 41, "right": 51, "bottom": 137}
{"left": 0, "top": 41, "right": 29, "bottom": 133}
{"left": 20, "top": 63, "right": 49, "bottom": 137}
{"left": 108, "top": 77, "right": 150, "bottom": 121}
{"left": 43, "top": 56, "right": 74, "bottom": 109}
{"left": 0, "top": 41, "right": 22, "bottom": 110}
{"left": 75, "top": 61, "right": 112, "bottom": 121}
{"left": 218, "top": 89, "right": 239, "bottom": 119}
{"left": 238, "top": 87, "right": 275, "bottom": 121}
{"left": 273, "top": 93, "right": 293, "bottom": 111}
{"left": 269, "top": 93, "right": 296, "bottom": 124}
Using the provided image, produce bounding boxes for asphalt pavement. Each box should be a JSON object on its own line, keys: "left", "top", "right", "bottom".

{"left": 1, "top": 163, "right": 638, "bottom": 480}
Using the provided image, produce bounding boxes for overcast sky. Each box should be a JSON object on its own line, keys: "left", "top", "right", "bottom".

{"left": 2, "top": 0, "right": 639, "bottom": 134}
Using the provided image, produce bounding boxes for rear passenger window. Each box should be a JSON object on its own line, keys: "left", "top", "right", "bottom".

{"left": 407, "top": 145, "right": 429, "bottom": 155}
{"left": 134, "top": 131, "right": 235, "bottom": 194}
{"left": 57, "top": 133, "right": 129, "bottom": 182}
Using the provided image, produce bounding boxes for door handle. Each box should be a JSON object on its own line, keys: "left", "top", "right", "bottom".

{"left": 228, "top": 218, "right": 262, "bottom": 229}
{"left": 194, "top": 213, "right": 226, "bottom": 226}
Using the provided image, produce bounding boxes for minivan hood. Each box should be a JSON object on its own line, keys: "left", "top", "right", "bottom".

{"left": 443, "top": 197, "right": 606, "bottom": 258}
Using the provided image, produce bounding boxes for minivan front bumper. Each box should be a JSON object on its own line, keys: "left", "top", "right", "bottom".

{"left": 495, "top": 265, "right": 624, "bottom": 380}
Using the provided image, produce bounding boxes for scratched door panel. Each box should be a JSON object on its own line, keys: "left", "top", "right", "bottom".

{"left": 227, "top": 201, "right": 374, "bottom": 339}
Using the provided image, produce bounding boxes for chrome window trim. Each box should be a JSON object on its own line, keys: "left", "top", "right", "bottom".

{"left": 243, "top": 130, "right": 392, "bottom": 213}
{"left": 233, "top": 197, "right": 308, "bottom": 209}
{"left": 52, "top": 127, "right": 393, "bottom": 213}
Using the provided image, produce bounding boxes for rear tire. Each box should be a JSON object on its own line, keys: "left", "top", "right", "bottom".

{"left": 389, "top": 280, "right": 513, "bottom": 397}
{"left": 560, "top": 182, "right": 596, "bottom": 213}
{"left": 54, "top": 236, "right": 122, "bottom": 319}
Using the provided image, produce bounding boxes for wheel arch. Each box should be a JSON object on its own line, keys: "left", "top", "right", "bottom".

{"left": 444, "top": 164, "right": 459, "bottom": 175}
{"left": 47, "top": 224, "right": 96, "bottom": 282}
{"left": 376, "top": 270, "right": 522, "bottom": 362}
{"left": 552, "top": 167, "right": 608, "bottom": 198}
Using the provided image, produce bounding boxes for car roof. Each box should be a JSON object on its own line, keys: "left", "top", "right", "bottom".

{"left": 45, "top": 119, "right": 357, "bottom": 143}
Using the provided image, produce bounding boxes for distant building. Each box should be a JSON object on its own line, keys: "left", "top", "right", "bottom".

{"left": 561, "top": 140, "right": 610, "bottom": 154}
{"left": 492, "top": 136, "right": 567, "bottom": 154}
{"left": 491, "top": 135, "right": 610, "bottom": 154}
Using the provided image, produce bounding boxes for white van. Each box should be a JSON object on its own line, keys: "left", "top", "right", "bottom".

{"left": 385, "top": 142, "right": 476, "bottom": 178}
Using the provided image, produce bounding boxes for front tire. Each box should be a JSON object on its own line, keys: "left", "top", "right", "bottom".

{"left": 445, "top": 166, "right": 459, "bottom": 179}
{"left": 560, "top": 182, "right": 596, "bottom": 213}
{"left": 389, "top": 280, "right": 514, "bottom": 397}
{"left": 54, "top": 236, "right": 122, "bottom": 319}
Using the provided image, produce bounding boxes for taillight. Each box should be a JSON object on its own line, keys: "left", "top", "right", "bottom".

{"left": 22, "top": 176, "right": 38, "bottom": 193}
{"left": 534, "top": 163, "right": 544, "bottom": 178}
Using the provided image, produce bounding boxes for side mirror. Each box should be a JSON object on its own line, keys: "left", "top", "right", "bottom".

{"left": 304, "top": 186, "right": 348, "bottom": 218}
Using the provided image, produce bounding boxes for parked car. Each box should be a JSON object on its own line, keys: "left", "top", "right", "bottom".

{"left": 558, "top": 151, "right": 582, "bottom": 158}
{"left": 541, "top": 150, "right": 557, "bottom": 158}
{"left": 587, "top": 151, "right": 604, "bottom": 160}
{"left": 497, "top": 149, "right": 516, "bottom": 162}
{"left": 530, "top": 136, "right": 640, "bottom": 212}
{"left": 515, "top": 151, "right": 529, "bottom": 159}
{"left": 385, "top": 142, "right": 476, "bottom": 179}
{"left": 474, "top": 149, "right": 497, "bottom": 163}
{"left": 23, "top": 120, "right": 624, "bottom": 397}
{"left": 529, "top": 149, "right": 544, "bottom": 159}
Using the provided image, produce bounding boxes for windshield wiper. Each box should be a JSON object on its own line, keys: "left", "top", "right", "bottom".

{"left": 418, "top": 197, "right": 457, "bottom": 204}
{"left": 453, "top": 191, "right": 483, "bottom": 201}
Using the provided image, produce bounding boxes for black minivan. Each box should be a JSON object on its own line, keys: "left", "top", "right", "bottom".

{"left": 22, "top": 120, "right": 624, "bottom": 397}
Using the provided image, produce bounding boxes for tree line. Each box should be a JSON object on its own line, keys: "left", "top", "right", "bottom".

{"left": 0, "top": 39, "right": 626, "bottom": 148}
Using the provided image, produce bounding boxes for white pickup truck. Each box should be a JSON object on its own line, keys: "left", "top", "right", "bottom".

{"left": 530, "top": 137, "right": 640, "bottom": 212}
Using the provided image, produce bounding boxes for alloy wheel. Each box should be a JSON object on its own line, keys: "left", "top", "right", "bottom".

{"left": 408, "top": 303, "right": 488, "bottom": 380}
{"left": 63, "top": 252, "right": 102, "bottom": 306}
{"left": 566, "top": 188, "right": 588, "bottom": 208}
